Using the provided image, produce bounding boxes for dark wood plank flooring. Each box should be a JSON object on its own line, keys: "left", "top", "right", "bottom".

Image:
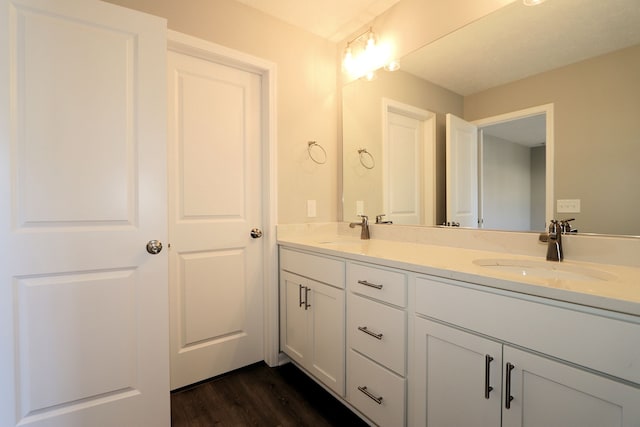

{"left": 171, "top": 362, "right": 369, "bottom": 427}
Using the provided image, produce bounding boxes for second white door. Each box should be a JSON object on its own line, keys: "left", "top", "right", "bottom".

{"left": 167, "top": 44, "right": 264, "bottom": 390}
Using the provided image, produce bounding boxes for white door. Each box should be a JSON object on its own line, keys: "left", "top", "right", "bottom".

{"left": 413, "top": 317, "right": 502, "bottom": 427}
{"left": 385, "top": 112, "right": 423, "bottom": 225}
{"left": 167, "top": 45, "right": 264, "bottom": 390}
{"left": 383, "top": 100, "right": 436, "bottom": 225}
{"left": 503, "top": 346, "right": 640, "bottom": 427}
{"left": 307, "top": 279, "right": 345, "bottom": 395}
{"left": 279, "top": 272, "right": 345, "bottom": 396}
{"left": 0, "top": 1, "right": 169, "bottom": 426}
{"left": 281, "top": 272, "right": 309, "bottom": 363}
{"left": 446, "top": 113, "right": 479, "bottom": 227}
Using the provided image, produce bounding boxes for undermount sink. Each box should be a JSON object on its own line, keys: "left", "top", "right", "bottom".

{"left": 317, "top": 239, "right": 365, "bottom": 247}
{"left": 473, "top": 258, "right": 617, "bottom": 282}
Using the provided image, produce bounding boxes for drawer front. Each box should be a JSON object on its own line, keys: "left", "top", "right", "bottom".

{"left": 280, "top": 247, "right": 345, "bottom": 288}
{"left": 347, "top": 350, "right": 405, "bottom": 427}
{"left": 348, "top": 294, "right": 406, "bottom": 375}
{"left": 415, "top": 275, "right": 640, "bottom": 385}
{"left": 348, "top": 262, "right": 406, "bottom": 306}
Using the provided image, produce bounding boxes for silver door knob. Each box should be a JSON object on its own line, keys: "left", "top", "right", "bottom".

{"left": 250, "top": 228, "right": 263, "bottom": 239}
{"left": 146, "top": 240, "right": 163, "bottom": 254}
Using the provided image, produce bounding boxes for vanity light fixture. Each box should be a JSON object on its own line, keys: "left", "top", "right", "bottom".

{"left": 523, "top": 0, "right": 547, "bottom": 5}
{"left": 343, "top": 27, "right": 398, "bottom": 80}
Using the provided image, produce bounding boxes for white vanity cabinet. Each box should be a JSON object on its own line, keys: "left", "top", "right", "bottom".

{"left": 346, "top": 262, "right": 408, "bottom": 427}
{"left": 279, "top": 248, "right": 346, "bottom": 396}
{"left": 412, "top": 275, "right": 640, "bottom": 427}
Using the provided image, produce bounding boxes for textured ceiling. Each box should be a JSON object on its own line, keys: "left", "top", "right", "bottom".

{"left": 401, "top": 0, "right": 640, "bottom": 96}
{"left": 233, "top": 0, "right": 402, "bottom": 42}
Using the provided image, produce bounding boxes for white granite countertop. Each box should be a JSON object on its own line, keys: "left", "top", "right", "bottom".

{"left": 278, "top": 229, "right": 640, "bottom": 317}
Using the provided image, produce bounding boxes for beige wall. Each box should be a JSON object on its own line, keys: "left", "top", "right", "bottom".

{"left": 465, "top": 44, "right": 640, "bottom": 235}
{"left": 105, "top": 0, "right": 339, "bottom": 224}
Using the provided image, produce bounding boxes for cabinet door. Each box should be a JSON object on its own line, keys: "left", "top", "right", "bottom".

{"left": 413, "top": 317, "right": 502, "bottom": 427}
{"left": 308, "top": 281, "right": 346, "bottom": 396}
{"left": 280, "top": 272, "right": 308, "bottom": 365}
{"left": 503, "top": 346, "right": 640, "bottom": 427}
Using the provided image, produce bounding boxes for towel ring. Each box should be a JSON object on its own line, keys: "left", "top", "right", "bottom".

{"left": 358, "top": 148, "right": 375, "bottom": 169}
{"left": 308, "top": 141, "right": 327, "bottom": 164}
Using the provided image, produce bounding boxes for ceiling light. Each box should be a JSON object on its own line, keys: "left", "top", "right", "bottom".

{"left": 343, "top": 28, "right": 398, "bottom": 80}
{"left": 523, "top": 0, "right": 547, "bottom": 5}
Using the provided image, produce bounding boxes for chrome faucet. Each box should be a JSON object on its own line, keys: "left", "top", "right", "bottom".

{"left": 546, "top": 219, "right": 563, "bottom": 262}
{"left": 349, "top": 215, "right": 370, "bottom": 240}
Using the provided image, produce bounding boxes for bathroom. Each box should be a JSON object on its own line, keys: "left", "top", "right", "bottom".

{"left": 0, "top": 0, "right": 638, "bottom": 426}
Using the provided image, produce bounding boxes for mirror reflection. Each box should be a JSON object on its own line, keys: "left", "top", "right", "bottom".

{"left": 342, "top": 0, "right": 640, "bottom": 236}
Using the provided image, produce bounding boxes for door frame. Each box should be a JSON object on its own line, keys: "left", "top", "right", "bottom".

{"left": 472, "top": 103, "right": 554, "bottom": 228}
{"left": 167, "top": 31, "right": 279, "bottom": 367}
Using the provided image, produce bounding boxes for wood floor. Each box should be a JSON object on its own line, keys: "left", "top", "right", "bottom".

{"left": 170, "top": 362, "right": 369, "bottom": 427}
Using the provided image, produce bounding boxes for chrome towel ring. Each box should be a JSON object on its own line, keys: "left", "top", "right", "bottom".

{"left": 307, "top": 141, "right": 327, "bottom": 164}
{"left": 358, "top": 148, "right": 375, "bottom": 169}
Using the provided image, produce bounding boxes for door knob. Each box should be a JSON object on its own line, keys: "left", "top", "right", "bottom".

{"left": 146, "top": 240, "right": 163, "bottom": 254}
{"left": 250, "top": 228, "right": 263, "bottom": 239}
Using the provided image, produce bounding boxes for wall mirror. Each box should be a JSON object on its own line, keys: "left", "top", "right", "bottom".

{"left": 342, "top": 0, "right": 640, "bottom": 236}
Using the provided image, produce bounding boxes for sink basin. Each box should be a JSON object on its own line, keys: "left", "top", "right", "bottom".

{"left": 316, "top": 239, "right": 367, "bottom": 249}
{"left": 473, "top": 258, "right": 617, "bottom": 282}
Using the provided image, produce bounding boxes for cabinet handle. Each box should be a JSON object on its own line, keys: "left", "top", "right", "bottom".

{"left": 357, "top": 326, "right": 383, "bottom": 340}
{"left": 484, "top": 355, "right": 494, "bottom": 399}
{"left": 298, "top": 284, "right": 304, "bottom": 307}
{"left": 304, "top": 286, "right": 311, "bottom": 310}
{"left": 357, "top": 280, "right": 383, "bottom": 290}
{"left": 357, "top": 386, "right": 383, "bottom": 405}
{"left": 505, "top": 362, "right": 515, "bottom": 409}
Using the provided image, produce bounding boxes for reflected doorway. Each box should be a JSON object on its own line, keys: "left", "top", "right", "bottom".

{"left": 446, "top": 104, "right": 554, "bottom": 232}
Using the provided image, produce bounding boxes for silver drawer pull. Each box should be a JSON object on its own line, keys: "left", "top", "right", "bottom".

{"left": 357, "top": 386, "right": 383, "bottom": 405}
{"left": 357, "top": 279, "right": 383, "bottom": 290}
{"left": 358, "top": 326, "right": 383, "bottom": 340}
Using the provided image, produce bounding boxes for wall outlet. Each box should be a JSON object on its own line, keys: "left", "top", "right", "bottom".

{"left": 307, "top": 200, "right": 316, "bottom": 217}
{"left": 557, "top": 199, "right": 581, "bottom": 213}
{"left": 356, "top": 200, "right": 364, "bottom": 216}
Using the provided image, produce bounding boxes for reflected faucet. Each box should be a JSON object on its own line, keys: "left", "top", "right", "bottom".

{"left": 375, "top": 214, "right": 393, "bottom": 224}
{"left": 546, "top": 220, "right": 563, "bottom": 262}
{"left": 349, "top": 215, "right": 370, "bottom": 240}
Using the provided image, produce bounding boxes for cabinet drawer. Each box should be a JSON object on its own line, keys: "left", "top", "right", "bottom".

{"left": 347, "top": 262, "right": 406, "bottom": 307}
{"left": 348, "top": 294, "right": 406, "bottom": 375}
{"left": 280, "top": 247, "right": 345, "bottom": 288}
{"left": 347, "top": 349, "right": 405, "bottom": 427}
{"left": 415, "top": 275, "right": 640, "bottom": 385}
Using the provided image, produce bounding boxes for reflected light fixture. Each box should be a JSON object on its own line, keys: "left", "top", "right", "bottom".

{"left": 523, "top": 0, "right": 547, "bottom": 5}
{"left": 343, "top": 27, "right": 398, "bottom": 80}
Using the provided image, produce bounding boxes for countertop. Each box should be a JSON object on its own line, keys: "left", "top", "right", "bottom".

{"left": 277, "top": 233, "right": 640, "bottom": 317}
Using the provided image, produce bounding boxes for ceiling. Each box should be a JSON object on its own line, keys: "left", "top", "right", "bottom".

{"left": 233, "top": 0, "right": 402, "bottom": 42}
{"left": 401, "top": 0, "right": 640, "bottom": 96}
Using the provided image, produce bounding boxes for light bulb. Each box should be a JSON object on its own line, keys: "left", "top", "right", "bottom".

{"left": 365, "top": 32, "right": 376, "bottom": 53}
{"left": 384, "top": 59, "right": 400, "bottom": 72}
{"left": 343, "top": 46, "right": 354, "bottom": 72}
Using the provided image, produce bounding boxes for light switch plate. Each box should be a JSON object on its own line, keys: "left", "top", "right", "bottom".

{"left": 356, "top": 200, "right": 364, "bottom": 216}
{"left": 557, "top": 199, "right": 580, "bottom": 213}
{"left": 307, "top": 200, "right": 316, "bottom": 217}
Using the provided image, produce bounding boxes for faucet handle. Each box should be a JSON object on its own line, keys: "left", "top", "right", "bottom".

{"left": 559, "top": 218, "right": 576, "bottom": 234}
{"left": 358, "top": 214, "right": 369, "bottom": 224}
{"left": 375, "top": 214, "right": 385, "bottom": 223}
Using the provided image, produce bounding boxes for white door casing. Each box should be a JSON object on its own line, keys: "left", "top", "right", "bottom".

{"left": 446, "top": 113, "right": 479, "bottom": 227}
{"left": 472, "top": 103, "right": 555, "bottom": 228}
{"left": 1, "top": 1, "right": 169, "bottom": 426}
{"left": 167, "top": 32, "right": 279, "bottom": 389}
{"left": 382, "top": 99, "right": 436, "bottom": 225}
